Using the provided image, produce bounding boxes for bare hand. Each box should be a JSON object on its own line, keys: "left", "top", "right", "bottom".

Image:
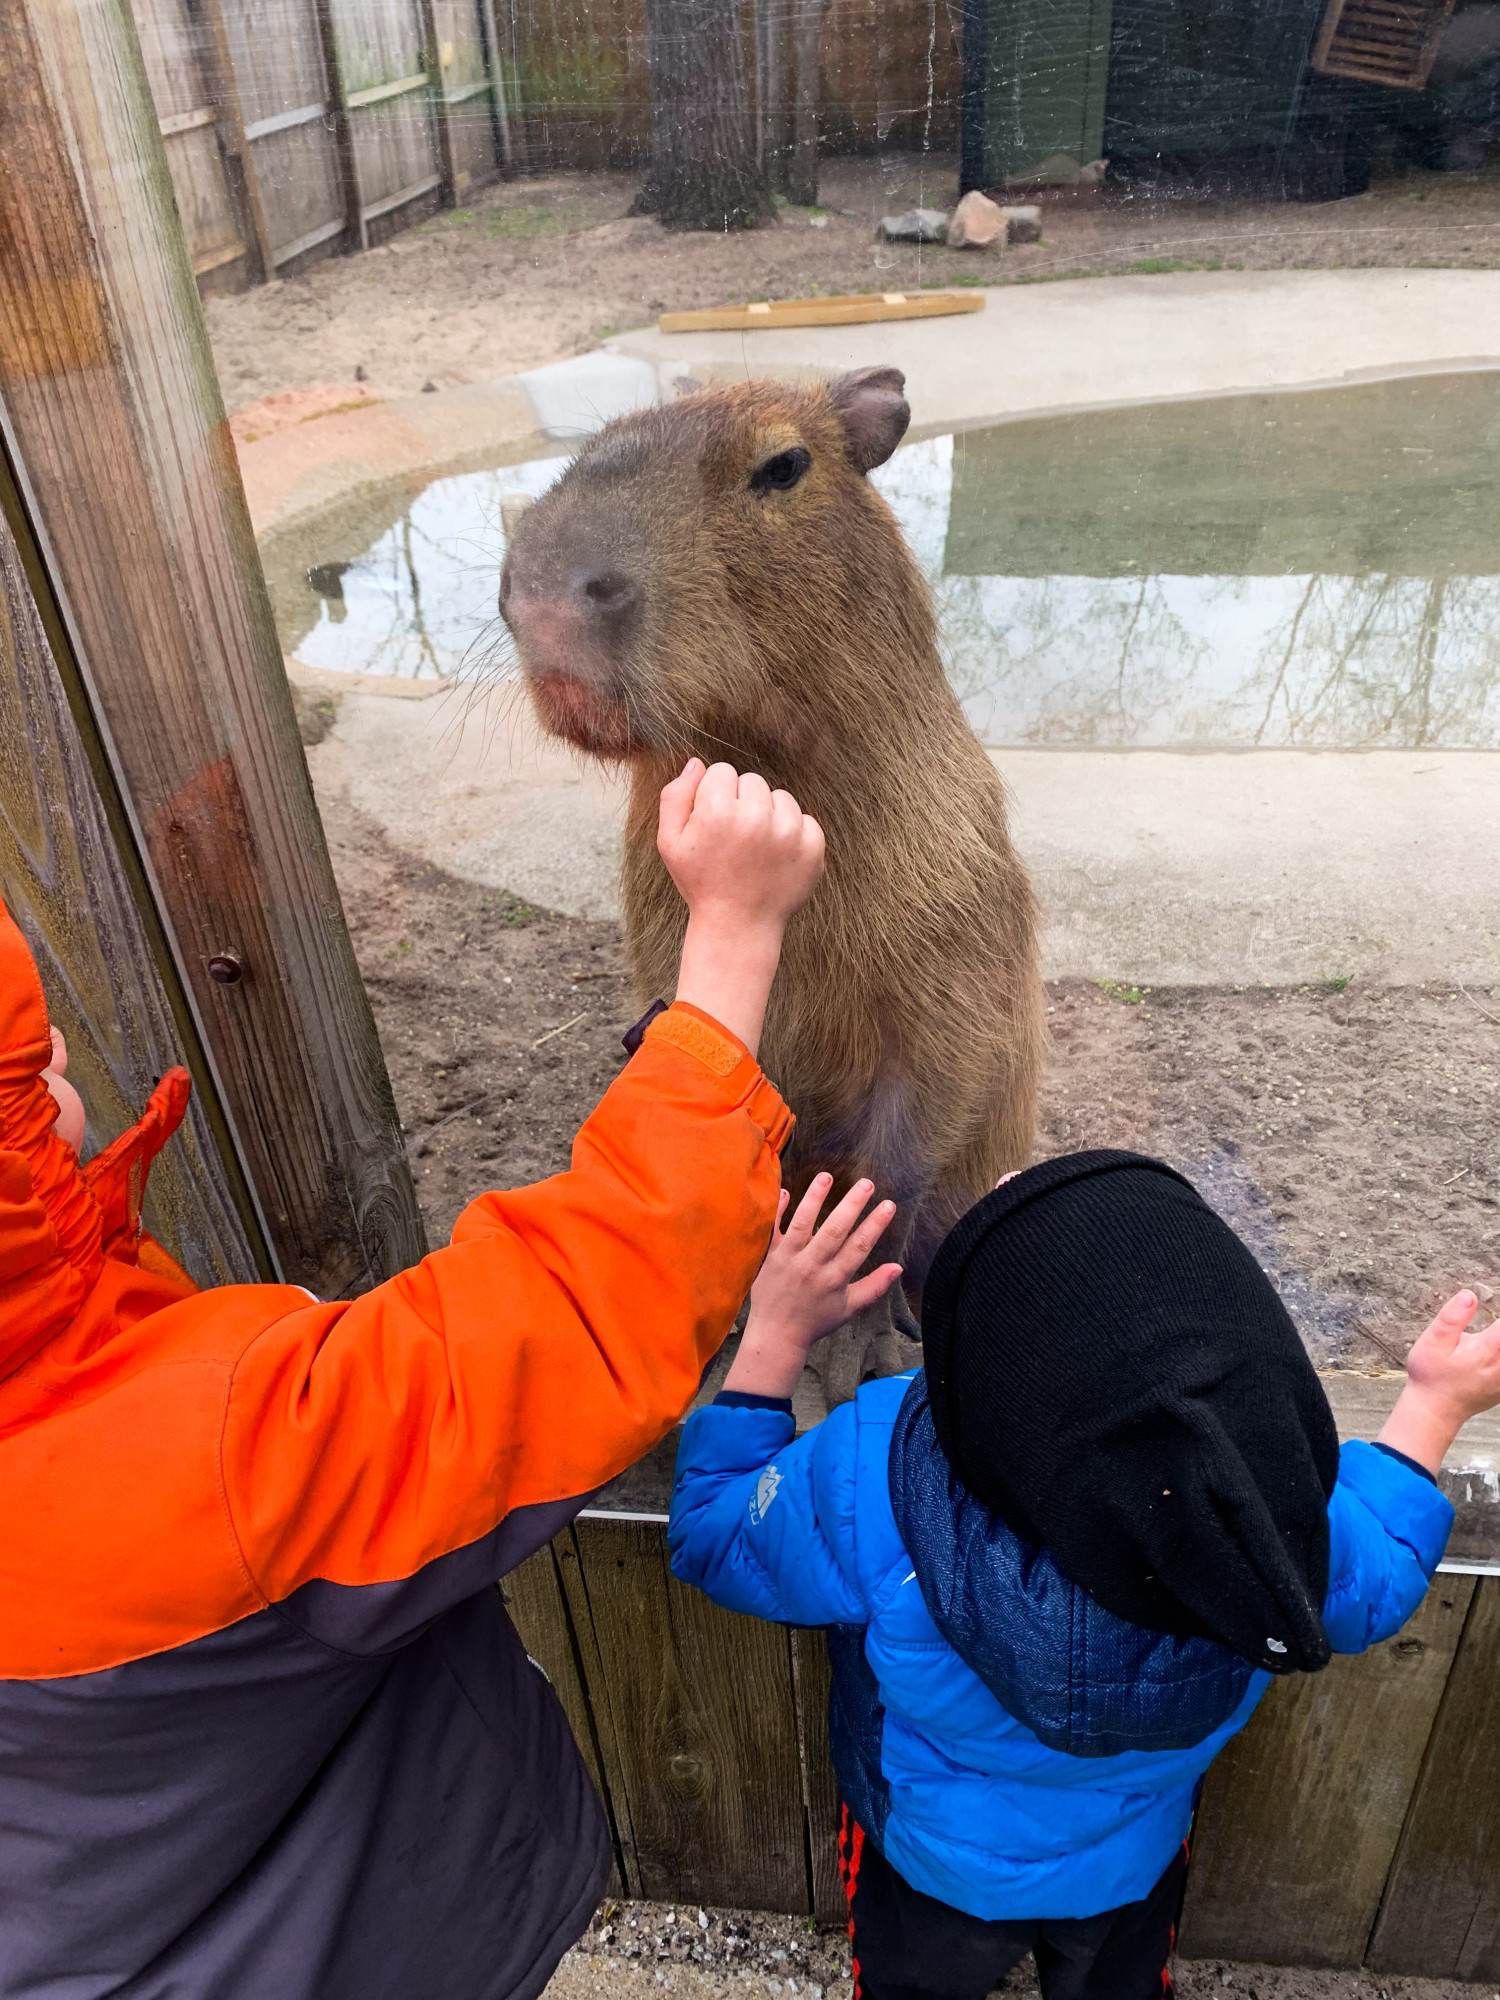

{"left": 658, "top": 759, "right": 824, "bottom": 1056}
{"left": 657, "top": 759, "right": 825, "bottom": 932}
{"left": 723, "top": 1176, "right": 903, "bottom": 1400}
{"left": 1377, "top": 1290, "right": 1500, "bottom": 1475}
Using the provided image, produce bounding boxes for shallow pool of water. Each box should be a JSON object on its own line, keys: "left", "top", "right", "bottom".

{"left": 279, "top": 368, "right": 1500, "bottom": 748}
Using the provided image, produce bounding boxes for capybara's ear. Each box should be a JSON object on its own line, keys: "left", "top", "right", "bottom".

{"left": 829, "top": 367, "right": 910, "bottom": 473}
{"left": 673, "top": 375, "right": 704, "bottom": 398}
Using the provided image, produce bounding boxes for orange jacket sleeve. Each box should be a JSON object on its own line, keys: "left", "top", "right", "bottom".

{"left": 218, "top": 1004, "right": 793, "bottom": 1605}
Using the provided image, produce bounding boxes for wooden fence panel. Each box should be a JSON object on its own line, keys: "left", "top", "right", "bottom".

{"left": 512, "top": 0, "right": 648, "bottom": 170}
{"left": 791, "top": 1628, "right": 845, "bottom": 1923}
{"left": 567, "top": 1516, "right": 809, "bottom": 1912}
{"left": 819, "top": 0, "right": 963, "bottom": 153}
{"left": 220, "top": 0, "right": 349, "bottom": 270}
{"left": 1179, "top": 1576, "right": 1475, "bottom": 1967}
{"left": 1368, "top": 1578, "right": 1500, "bottom": 1981}
{"left": 130, "top": 0, "right": 249, "bottom": 285}
{"left": 0, "top": 0, "right": 426, "bottom": 1293}
{"left": 0, "top": 460, "right": 258, "bottom": 1289}
{"left": 328, "top": 0, "right": 443, "bottom": 245}
{"left": 430, "top": 0, "right": 506, "bottom": 194}
{"left": 506, "top": 1544, "right": 628, "bottom": 1897}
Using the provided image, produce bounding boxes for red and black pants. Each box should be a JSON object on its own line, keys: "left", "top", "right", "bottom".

{"left": 837, "top": 1807, "right": 1186, "bottom": 2000}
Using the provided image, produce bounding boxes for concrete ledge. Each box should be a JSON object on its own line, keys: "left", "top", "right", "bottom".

{"left": 300, "top": 683, "right": 1500, "bottom": 988}
{"left": 610, "top": 268, "right": 1500, "bottom": 436}
{"left": 239, "top": 379, "right": 550, "bottom": 542}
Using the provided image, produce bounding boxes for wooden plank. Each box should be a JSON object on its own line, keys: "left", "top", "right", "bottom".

{"left": 196, "top": 0, "right": 277, "bottom": 282}
{"left": 475, "top": 0, "right": 517, "bottom": 171}
{"left": 1368, "top": 1579, "right": 1500, "bottom": 1980}
{"left": 159, "top": 104, "right": 218, "bottom": 136}
{"left": 554, "top": 1524, "right": 644, "bottom": 1896}
{"left": 360, "top": 171, "right": 442, "bottom": 222}
{"left": 1178, "top": 1577, "right": 1475, "bottom": 1968}
{"left": 192, "top": 239, "right": 248, "bottom": 276}
{"left": 221, "top": 0, "right": 348, "bottom": 263}
{"left": 415, "top": 0, "right": 458, "bottom": 205}
{"left": 791, "top": 1628, "right": 845, "bottom": 1923}
{"left": 570, "top": 1515, "right": 810, "bottom": 1912}
{"left": 0, "top": 0, "right": 426, "bottom": 1293}
{"left": 345, "top": 69, "right": 429, "bottom": 108}
{"left": 0, "top": 450, "right": 260, "bottom": 1288}
{"left": 659, "top": 292, "right": 987, "bottom": 333}
{"left": 244, "top": 100, "right": 328, "bottom": 142}
{"left": 505, "top": 1543, "right": 627, "bottom": 1898}
{"left": 127, "top": 0, "right": 246, "bottom": 278}
{"left": 314, "top": 0, "right": 368, "bottom": 249}
{"left": 271, "top": 216, "right": 347, "bottom": 267}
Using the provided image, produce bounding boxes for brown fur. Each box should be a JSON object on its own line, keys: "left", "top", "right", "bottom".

{"left": 501, "top": 372, "right": 1044, "bottom": 1406}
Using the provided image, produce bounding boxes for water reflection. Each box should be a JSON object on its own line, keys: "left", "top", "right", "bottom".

{"left": 281, "top": 371, "right": 1500, "bottom": 747}
{"left": 290, "top": 455, "right": 569, "bottom": 682}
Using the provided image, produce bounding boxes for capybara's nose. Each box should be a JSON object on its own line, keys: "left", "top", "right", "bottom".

{"left": 575, "top": 566, "right": 637, "bottom": 624}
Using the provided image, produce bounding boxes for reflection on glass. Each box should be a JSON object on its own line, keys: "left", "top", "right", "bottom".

{"left": 278, "top": 369, "right": 1500, "bottom": 748}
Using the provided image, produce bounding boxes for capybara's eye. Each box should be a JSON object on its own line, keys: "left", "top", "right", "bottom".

{"left": 750, "top": 447, "right": 811, "bottom": 494}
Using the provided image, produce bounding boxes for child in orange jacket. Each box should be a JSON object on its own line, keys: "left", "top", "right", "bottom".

{"left": 0, "top": 758, "right": 821, "bottom": 2000}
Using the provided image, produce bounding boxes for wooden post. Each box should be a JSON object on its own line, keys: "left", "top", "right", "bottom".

{"left": 195, "top": 0, "right": 276, "bottom": 280}
{"left": 787, "top": 0, "right": 825, "bottom": 207}
{"left": 0, "top": 0, "right": 425, "bottom": 1294}
{"left": 314, "top": 0, "right": 367, "bottom": 250}
{"left": 0, "top": 442, "right": 264, "bottom": 1287}
{"left": 477, "top": 0, "right": 518, "bottom": 174}
{"left": 415, "top": 0, "right": 458, "bottom": 206}
{"left": 755, "top": 0, "right": 787, "bottom": 191}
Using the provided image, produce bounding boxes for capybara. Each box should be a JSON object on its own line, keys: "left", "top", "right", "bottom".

{"left": 500, "top": 368, "right": 1043, "bottom": 1409}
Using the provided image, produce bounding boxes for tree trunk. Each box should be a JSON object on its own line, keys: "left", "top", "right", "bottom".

{"left": 638, "top": 0, "right": 774, "bottom": 230}
{"left": 786, "top": 0, "right": 826, "bottom": 207}
{"left": 755, "top": 0, "right": 788, "bottom": 192}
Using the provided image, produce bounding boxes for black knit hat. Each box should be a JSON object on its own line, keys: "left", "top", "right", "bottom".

{"left": 921, "top": 1151, "right": 1340, "bottom": 1675}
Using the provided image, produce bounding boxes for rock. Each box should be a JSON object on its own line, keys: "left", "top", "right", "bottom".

{"left": 946, "top": 190, "right": 1008, "bottom": 249}
{"left": 1003, "top": 204, "right": 1043, "bottom": 244}
{"left": 876, "top": 206, "right": 948, "bottom": 244}
{"left": 1005, "top": 150, "right": 1107, "bottom": 189}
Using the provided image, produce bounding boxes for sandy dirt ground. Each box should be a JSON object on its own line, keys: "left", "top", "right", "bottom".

{"left": 307, "top": 705, "right": 1498, "bottom": 1362}
{"left": 540, "top": 1897, "right": 1493, "bottom": 2000}
{"left": 208, "top": 151, "right": 1500, "bottom": 415}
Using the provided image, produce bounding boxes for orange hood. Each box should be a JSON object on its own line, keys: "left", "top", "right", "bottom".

{"left": 0, "top": 901, "right": 195, "bottom": 1381}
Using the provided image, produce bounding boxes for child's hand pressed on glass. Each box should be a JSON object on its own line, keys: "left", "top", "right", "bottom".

{"left": 657, "top": 757, "right": 825, "bottom": 1056}
{"left": 1379, "top": 1289, "right": 1500, "bottom": 1474}
{"left": 723, "top": 1175, "right": 904, "bottom": 1400}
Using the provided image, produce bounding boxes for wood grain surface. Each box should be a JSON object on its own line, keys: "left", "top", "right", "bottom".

{"left": 569, "top": 1516, "right": 809, "bottom": 1912}
{"left": 1179, "top": 1576, "right": 1476, "bottom": 1967}
{"left": 0, "top": 454, "right": 258, "bottom": 1287}
{"left": 0, "top": 0, "right": 424, "bottom": 1294}
{"left": 791, "top": 1627, "right": 845, "bottom": 1923}
{"left": 1368, "top": 1577, "right": 1500, "bottom": 1980}
{"left": 506, "top": 1542, "right": 628, "bottom": 1898}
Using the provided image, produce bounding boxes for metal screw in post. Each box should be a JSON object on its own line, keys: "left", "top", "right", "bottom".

{"left": 207, "top": 950, "right": 243, "bottom": 986}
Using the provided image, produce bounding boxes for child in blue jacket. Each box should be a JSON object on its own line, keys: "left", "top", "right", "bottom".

{"left": 669, "top": 1150, "right": 1500, "bottom": 2000}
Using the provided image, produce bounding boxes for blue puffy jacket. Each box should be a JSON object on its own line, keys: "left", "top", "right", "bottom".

{"left": 669, "top": 1372, "right": 1453, "bottom": 1923}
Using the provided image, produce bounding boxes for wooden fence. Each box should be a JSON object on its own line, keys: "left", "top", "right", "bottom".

{"left": 508, "top": 1383, "right": 1500, "bottom": 1979}
{"left": 3, "top": 0, "right": 425, "bottom": 1293}
{"left": 129, "top": 0, "right": 515, "bottom": 290}
{"left": 127, "top": 0, "right": 962, "bottom": 288}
